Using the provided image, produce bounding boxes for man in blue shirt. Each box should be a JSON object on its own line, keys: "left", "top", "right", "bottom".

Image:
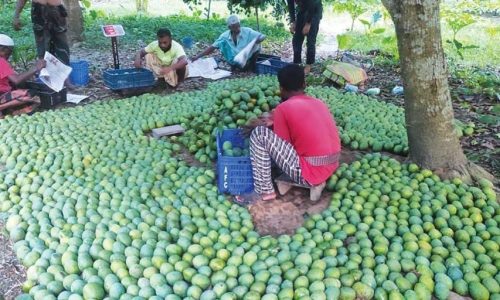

{"left": 192, "top": 15, "right": 266, "bottom": 72}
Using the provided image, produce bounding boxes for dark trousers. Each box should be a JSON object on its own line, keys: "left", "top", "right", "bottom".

{"left": 292, "top": 13, "right": 321, "bottom": 65}
{"left": 31, "top": 3, "right": 70, "bottom": 65}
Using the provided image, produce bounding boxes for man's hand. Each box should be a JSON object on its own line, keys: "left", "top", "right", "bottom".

{"left": 13, "top": 17, "right": 22, "bottom": 31}
{"left": 35, "top": 59, "right": 46, "bottom": 72}
{"left": 289, "top": 22, "right": 296, "bottom": 34}
{"left": 302, "top": 23, "right": 311, "bottom": 35}
{"left": 133, "top": 58, "right": 142, "bottom": 68}
{"left": 160, "top": 66, "right": 173, "bottom": 76}
{"left": 241, "top": 113, "right": 273, "bottom": 137}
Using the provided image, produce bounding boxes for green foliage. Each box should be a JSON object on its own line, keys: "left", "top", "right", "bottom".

{"left": 336, "top": 30, "right": 399, "bottom": 60}
{"left": 442, "top": 7, "right": 479, "bottom": 60}
{"left": 0, "top": 3, "right": 36, "bottom": 68}
{"left": 332, "top": 0, "right": 378, "bottom": 31}
{"left": 82, "top": 14, "right": 287, "bottom": 48}
{"left": 452, "top": 65, "right": 500, "bottom": 97}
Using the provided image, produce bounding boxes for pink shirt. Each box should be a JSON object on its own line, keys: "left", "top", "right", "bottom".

{"left": 0, "top": 57, "right": 14, "bottom": 94}
{"left": 273, "top": 94, "right": 341, "bottom": 185}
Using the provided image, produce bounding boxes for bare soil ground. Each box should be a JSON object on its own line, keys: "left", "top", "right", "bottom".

{"left": 0, "top": 219, "right": 26, "bottom": 300}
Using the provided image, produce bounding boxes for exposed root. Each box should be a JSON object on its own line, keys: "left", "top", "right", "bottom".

{"left": 433, "top": 161, "right": 497, "bottom": 187}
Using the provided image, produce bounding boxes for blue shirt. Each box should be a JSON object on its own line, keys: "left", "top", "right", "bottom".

{"left": 212, "top": 27, "right": 265, "bottom": 65}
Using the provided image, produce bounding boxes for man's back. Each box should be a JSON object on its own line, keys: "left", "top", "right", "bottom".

{"left": 273, "top": 94, "right": 340, "bottom": 184}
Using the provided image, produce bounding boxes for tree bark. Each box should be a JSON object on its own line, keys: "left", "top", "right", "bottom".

{"left": 381, "top": 0, "right": 493, "bottom": 183}
{"left": 64, "top": 0, "right": 84, "bottom": 44}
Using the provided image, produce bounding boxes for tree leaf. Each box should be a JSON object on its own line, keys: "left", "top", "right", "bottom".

{"left": 81, "top": 0, "right": 91, "bottom": 8}
{"left": 360, "top": 19, "right": 370, "bottom": 26}
{"left": 371, "top": 11, "right": 382, "bottom": 24}
{"left": 372, "top": 28, "right": 385, "bottom": 34}
{"left": 453, "top": 39, "right": 463, "bottom": 50}
{"left": 461, "top": 45, "right": 479, "bottom": 50}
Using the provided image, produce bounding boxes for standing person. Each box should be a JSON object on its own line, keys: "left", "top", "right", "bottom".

{"left": 191, "top": 15, "right": 266, "bottom": 72}
{"left": 134, "top": 28, "right": 188, "bottom": 88}
{"left": 236, "top": 64, "right": 341, "bottom": 204}
{"left": 13, "top": 0, "right": 70, "bottom": 66}
{"left": 288, "top": 0, "right": 323, "bottom": 74}
{"left": 0, "top": 34, "right": 46, "bottom": 117}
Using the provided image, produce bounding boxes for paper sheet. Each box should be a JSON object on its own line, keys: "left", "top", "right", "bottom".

{"left": 187, "top": 58, "right": 232, "bottom": 80}
{"left": 39, "top": 52, "right": 72, "bottom": 92}
{"left": 66, "top": 94, "right": 88, "bottom": 104}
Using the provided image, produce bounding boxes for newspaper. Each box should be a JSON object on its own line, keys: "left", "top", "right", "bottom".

{"left": 187, "top": 58, "right": 231, "bottom": 80}
{"left": 39, "top": 52, "right": 72, "bottom": 92}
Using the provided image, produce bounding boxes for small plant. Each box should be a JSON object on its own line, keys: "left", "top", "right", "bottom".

{"left": 442, "top": 8, "right": 479, "bottom": 60}
{"left": 359, "top": 11, "right": 386, "bottom": 36}
{"left": 332, "top": 0, "right": 377, "bottom": 31}
{"left": 11, "top": 39, "right": 36, "bottom": 69}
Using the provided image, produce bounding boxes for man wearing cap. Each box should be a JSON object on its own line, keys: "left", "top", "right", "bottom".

{"left": 192, "top": 15, "right": 266, "bottom": 72}
{"left": 13, "top": 0, "right": 70, "bottom": 66}
{"left": 0, "top": 34, "right": 46, "bottom": 116}
{"left": 134, "top": 28, "right": 188, "bottom": 88}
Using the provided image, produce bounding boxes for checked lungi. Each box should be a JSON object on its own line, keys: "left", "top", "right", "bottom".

{"left": 250, "top": 126, "right": 341, "bottom": 195}
{"left": 249, "top": 126, "right": 309, "bottom": 194}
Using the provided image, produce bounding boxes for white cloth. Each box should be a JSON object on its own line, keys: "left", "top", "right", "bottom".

{"left": 187, "top": 58, "right": 231, "bottom": 80}
{"left": 233, "top": 37, "right": 259, "bottom": 68}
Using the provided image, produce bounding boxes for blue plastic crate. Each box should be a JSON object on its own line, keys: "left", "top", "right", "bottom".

{"left": 103, "top": 68, "right": 155, "bottom": 91}
{"left": 216, "top": 129, "right": 254, "bottom": 195}
{"left": 70, "top": 60, "right": 89, "bottom": 86}
{"left": 258, "top": 53, "right": 280, "bottom": 61}
{"left": 256, "top": 59, "right": 290, "bottom": 75}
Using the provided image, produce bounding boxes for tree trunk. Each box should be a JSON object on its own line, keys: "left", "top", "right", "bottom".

{"left": 64, "top": 0, "right": 84, "bottom": 45}
{"left": 381, "top": 0, "right": 493, "bottom": 182}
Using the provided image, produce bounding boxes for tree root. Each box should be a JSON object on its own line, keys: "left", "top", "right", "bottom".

{"left": 433, "top": 161, "right": 497, "bottom": 187}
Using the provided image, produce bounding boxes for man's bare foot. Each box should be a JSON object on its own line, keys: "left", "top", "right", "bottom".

{"left": 304, "top": 64, "right": 312, "bottom": 74}
{"left": 234, "top": 191, "right": 276, "bottom": 205}
{"left": 261, "top": 193, "right": 277, "bottom": 201}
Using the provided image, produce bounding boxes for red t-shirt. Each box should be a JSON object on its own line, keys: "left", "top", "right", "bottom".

{"left": 0, "top": 57, "right": 14, "bottom": 94}
{"left": 273, "top": 94, "right": 341, "bottom": 185}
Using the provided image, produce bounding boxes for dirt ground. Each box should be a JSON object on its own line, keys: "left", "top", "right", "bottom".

{"left": 0, "top": 219, "right": 26, "bottom": 300}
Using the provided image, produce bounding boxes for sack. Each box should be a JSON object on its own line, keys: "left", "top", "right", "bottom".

{"left": 323, "top": 61, "right": 368, "bottom": 86}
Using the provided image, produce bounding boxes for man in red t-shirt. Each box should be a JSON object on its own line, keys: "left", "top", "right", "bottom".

{"left": 0, "top": 34, "right": 46, "bottom": 116}
{"left": 236, "top": 64, "right": 341, "bottom": 204}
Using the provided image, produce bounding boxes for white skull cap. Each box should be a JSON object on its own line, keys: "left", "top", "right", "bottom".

{"left": 0, "top": 34, "right": 14, "bottom": 47}
{"left": 227, "top": 15, "right": 240, "bottom": 26}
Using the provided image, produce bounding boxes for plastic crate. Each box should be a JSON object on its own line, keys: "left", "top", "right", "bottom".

{"left": 103, "top": 68, "right": 155, "bottom": 91}
{"left": 258, "top": 53, "right": 280, "bottom": 61}
{"left": 216, "top": 129, "right": 254, "bottom": 195}
{"left": 26, "top": 80, "right": 67, "bottom": 108}
{"left": 256, "top": 59, "right": 290, "bottom": 75}
{"left": 69, "top": 60, "right": 89, "bottom": 86}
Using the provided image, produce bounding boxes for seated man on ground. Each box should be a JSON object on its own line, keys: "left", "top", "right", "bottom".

{"left": 191, "top": 15, "right": 266, "bottom": 72}
{"left": 237, "top": 64, "right": 341, "bottom": 203}
{"left": 0, "top": 34, "right": 46, "bottom": 117}
{"left": 134, "top": 28, "right": 188, "bottom": 88}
